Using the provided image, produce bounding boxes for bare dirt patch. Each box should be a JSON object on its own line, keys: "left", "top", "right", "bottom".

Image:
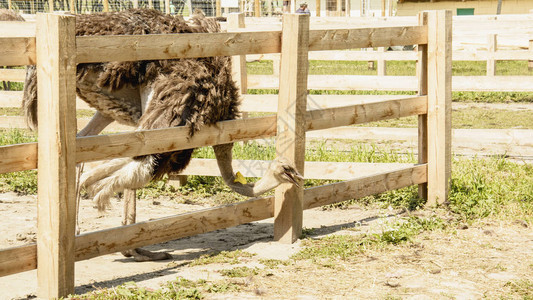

{"left": 0, "top": 192, "right": 531, "bottom": 299}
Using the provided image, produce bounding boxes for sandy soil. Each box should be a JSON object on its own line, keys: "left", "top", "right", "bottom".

{"left": 0, "top": 192, "right": 531, "bottom": 299}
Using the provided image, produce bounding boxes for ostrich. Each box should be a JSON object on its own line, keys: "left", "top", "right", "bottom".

{"left": 22, "top": 9, "right": 303, "bottom": 261}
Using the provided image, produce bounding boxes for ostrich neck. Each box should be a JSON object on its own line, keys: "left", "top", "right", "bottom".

{"left": 213, "top": 144, "right": 281, "bottom": 197}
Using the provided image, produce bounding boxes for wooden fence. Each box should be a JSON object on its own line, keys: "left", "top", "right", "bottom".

{"left": 0, "top": 10, "right": 451, "bottom": 298}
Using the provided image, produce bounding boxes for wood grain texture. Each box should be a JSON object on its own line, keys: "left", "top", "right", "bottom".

{"left": 486, "top": 34, "right": 497, "bottom": 76}
{"left": 228, "top": 13, "right": 248, "bottom": 94}
{"left": 75, "top": 31, "right": 282, "bottom": 63}
{"left": 426, "top": 10, "right": 452, "bottom": 207}
{"left": 178, "top": 159, "right": 417, "bottom": 180}
{"left": 248, "top": 74, "right": 533, "bottom": 92}
{"left": 308, "top": 26, "right": 428, "bottom": 51}
{"left": 417, "top": 12, "right": 429, "bottom": 201}
{"left": 0, "top": 37, "right": 36, "bottom": 66}
{"left": 35, "top": 13, "right": 77, "bottom": 298}
{"left": 0, "top": 244, "right": 36, "bottom": 277}
{"left": 76, "top": 115, "right": 277, "bottom": 163}
{"left": 274, "top": 14, "right": 309, "bottom": 243}
{"left": 304, "top": 164, "right": 427, "bottom": 209}
{"left": 305, "top": 96, "right": 427, "bottom": 131}
{"left": 0, "top": 68, "right": 26, "bottom": 81}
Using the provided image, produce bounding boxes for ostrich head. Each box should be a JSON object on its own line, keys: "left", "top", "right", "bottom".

{"left": 266, "top": 157, "right": 304, "bottom": 188}
{"left": 226, "top": 156, "right": 304, "bottom": 198}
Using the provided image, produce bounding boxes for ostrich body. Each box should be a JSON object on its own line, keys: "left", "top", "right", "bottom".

{"left": 22, "top": 9, "right": 302, "bottom": 261}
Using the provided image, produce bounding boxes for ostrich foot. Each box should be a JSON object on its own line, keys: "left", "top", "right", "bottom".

{"left": 121, "top": 248, "right": 173, "bottom": 262}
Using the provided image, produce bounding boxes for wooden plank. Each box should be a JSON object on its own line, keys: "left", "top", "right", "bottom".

{"left": 75, "top": 26, "right": 426, "bottom": 63}
{"left": 0, "top": 143, "right": 37, "bottom": 173}
{"left": 0, "top": 91, "right": 23, "bottom": 107}
{"left": 274, "top": 14, "right": 309, "bottom": 243}
{"left": 0, "top": 244, "right": 36, "bottom": 277}
{"left": 0, "top": 96, "right": 425, "bottom": 174}
{"left": 426, "top": 10, "right": 452, "bottom": 207}
{"left": 35, "top": 13, "right": 77, "bottom": 298}
{"left": 241, "top": 94, "right": 414, "bottom": 112}
{"left": 0, "top": 164, "right": 426, "bottom": 278}
{"left": 254, "top": 0, "right": 260, "bottom": 16}
{"left": 308, "top": 26, "right": 428, "bottom": 51}
{"left": 0, "top": 116, "right": 132, "bottom": 131}
{"left": 304, "top": 164, "right": 427, "bottom": 209}
{"left": 180, "top": 159, "right": 416, "bottom": 180}
{"left": 486, "top": 34, "right": 497, "bottom": 76}
{"left": 248, "top": 75, "right": 533, "bottom": 92}
{"left": 417, "top": 12, "right": 428, "bottom": 203}
{"left": 0, "top": 68, "right": 26, "bottom": 82}
{"left": 0, "top": 22, "right": 36, "bottom": 37}
{"left": 0, "top": 92, "right": 96, "bottom": 110}
{"left": 0, "top": 37, "right": 36, "bottom": 66}
{"left": 228, "top": 13, "right": 247, "bottom": 94}
{"left": 248, "top": 74, "right": 418, "bottom": 91}
{"left": 305, "top": 96, "right": 427, "bottom": 131}
{"left": 75, "top": 31, "right": 283, "bottom": 63}
{"left": 74, "top": 196, "right": 274, "bottom": 261}
{"left": 377, "top": 47, "right": 387, "bottom": 76}
{"left": 76, "top": 115, "right": 277, "bottom": 163}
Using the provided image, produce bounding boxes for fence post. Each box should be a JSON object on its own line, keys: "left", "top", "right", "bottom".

{"left": 417, "top": 11, "right": 428, "bottom": 201}
{"left": 345, "top": 0, "right": 350, "bottom": 17}
{"left": 528, "top": 39, "right": 533, "bottom": 71}
{"left": 487, "top": 34, "right": 497, "bottom": 76}
{"left": 377, "top": 47, "right": 387, "bottom": 76}
{"left": 272, "top": 55, "right": 280, "bottom": 76}
{"left": 274, "top": 14, "right": 309, "bottom": 243}
{"left": 229, "top": 13, "right": 248, "bottom": 112}
{"left": 103, "top": 0, "right": 109, "bottom": 12}
{"left": 36, "top": 13, "right": 77, "bottom": 298}
{"left": 254, "top": 0, "right": 260, "bottom": 16}
{"left": 229, "top": 13, "right": 247, "bottom": 92}
{"left": 426, "top": 10, "right": 452, "bottom": 207}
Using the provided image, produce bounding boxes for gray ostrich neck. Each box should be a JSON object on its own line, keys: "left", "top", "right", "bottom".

{"left": 213, "top": 144, "right": 280, "bottom": 198}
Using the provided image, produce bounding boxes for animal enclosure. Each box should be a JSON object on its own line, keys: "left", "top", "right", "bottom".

{"left": 0, "top": 10, "right": 451, "bottom": 298}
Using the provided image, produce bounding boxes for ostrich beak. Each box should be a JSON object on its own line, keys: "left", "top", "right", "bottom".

{"left": 284, "top": 167, "right": 304, "bottom": 187}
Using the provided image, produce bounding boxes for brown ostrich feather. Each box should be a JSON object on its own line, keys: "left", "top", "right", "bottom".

{"left": 23, "top": 8, "right": 241, "bottom": 181}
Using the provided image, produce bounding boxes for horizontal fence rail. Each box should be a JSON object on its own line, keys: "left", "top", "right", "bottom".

{"left": 0, "top": 25, "right": 427, "bottom": 66}
{"left": 0, "top": 96, "right": 426, "bottom": 173}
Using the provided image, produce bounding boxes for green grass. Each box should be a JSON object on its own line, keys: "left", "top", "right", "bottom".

{"left": 189, "top": 250, "right": 254, "bottom": 267}
{"left": 73, "top": 278, "right": 207, "bottom": 299}
{"left": 219, "top": 266, "right": 258, "bottom": 278}
{"left": 504, "top": 279, "right": 533, "bottom": 299}
{"left": 292, "top": 216, "right": 449, "bottom": 263}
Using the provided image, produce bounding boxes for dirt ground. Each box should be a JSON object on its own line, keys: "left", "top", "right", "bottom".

{"left": 0, "top": 191, "right": 532, "bottom": 299}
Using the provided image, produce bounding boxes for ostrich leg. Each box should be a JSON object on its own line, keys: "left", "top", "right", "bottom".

{"left": 120, "top": 189, "right": 173, "bottom": 261}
